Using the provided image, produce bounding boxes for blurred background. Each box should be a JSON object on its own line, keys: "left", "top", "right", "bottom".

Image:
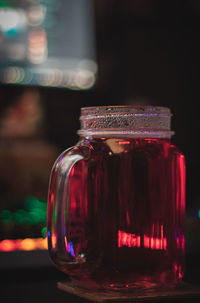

{"left": 0, "top": 0, "right": 200, "bottom": 301}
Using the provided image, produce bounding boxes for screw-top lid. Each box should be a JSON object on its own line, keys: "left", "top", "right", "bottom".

{"left": 77, "top": 106, "right": 174, "bottom": 138}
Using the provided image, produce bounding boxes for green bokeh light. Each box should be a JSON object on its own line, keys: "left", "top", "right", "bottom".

{"left": 0, "top": 196, "right": 47, "bottom": 226}
{"left": 0, "top": 210, "right": 13, "bottom": 223}
{"left": 41, "top": 226, "right": 47, "bottom": 238}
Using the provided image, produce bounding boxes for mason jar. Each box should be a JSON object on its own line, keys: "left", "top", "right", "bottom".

{"left": 47, "top": 106, "right": 185, "bottom": 291}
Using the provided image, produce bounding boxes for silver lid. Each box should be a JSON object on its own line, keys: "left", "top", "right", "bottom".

{"left": 77, "top": 106, "right": 174, "bottom": 138}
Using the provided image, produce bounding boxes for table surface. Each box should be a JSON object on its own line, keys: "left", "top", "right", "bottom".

{"left": 1, "top": 251, "right": 200, "bottom": 303}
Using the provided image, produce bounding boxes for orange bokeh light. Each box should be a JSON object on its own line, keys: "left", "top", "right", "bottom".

{"left": 0, "top": 238, "right": 47, "bottom": 251}
{"left": 0, "top": 239, "right": 15, "bottom": 251}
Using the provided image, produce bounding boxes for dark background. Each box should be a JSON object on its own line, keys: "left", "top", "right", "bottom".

{"left": 0, "top": 1, "right": 200, "bottom": 302}
{"left": 1, "top": 1, "right": 200, "bottom": 213}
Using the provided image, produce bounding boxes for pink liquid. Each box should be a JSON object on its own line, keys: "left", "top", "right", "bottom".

{"left": 50, "top": 138, "right": 185, "bottom": 290}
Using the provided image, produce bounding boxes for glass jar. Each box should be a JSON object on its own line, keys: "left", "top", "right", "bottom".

{"left": 47, "top": 106, "right": 185, "bottom": 291}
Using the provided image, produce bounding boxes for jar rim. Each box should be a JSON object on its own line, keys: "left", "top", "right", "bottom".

{"left": 80, "top": 105, "right": 171, "bottom": 117}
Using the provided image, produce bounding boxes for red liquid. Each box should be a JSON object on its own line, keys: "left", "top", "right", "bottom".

{"left": 50, "top": 138, "right": 185, "bottom": 290}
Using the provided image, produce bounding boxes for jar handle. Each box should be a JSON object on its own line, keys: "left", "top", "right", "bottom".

{"left": 47, "top": 145, "right": 89, "bottom": 265}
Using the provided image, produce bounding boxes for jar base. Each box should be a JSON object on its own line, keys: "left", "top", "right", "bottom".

{"left": 71, "top": 278, "right": 176, "bottom": 292}
{"left": 66, "top": 270, "right": 182, "bottom": 292}
{"left": 58, "top": 280, "right": 200, "bottom": 302}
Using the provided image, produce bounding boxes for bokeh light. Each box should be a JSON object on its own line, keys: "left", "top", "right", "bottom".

{"left": 0, "top": 196, "right": 47, "bottom": 225}
{"left": 0, "top": 238, "right": 47, "bottom": 251}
